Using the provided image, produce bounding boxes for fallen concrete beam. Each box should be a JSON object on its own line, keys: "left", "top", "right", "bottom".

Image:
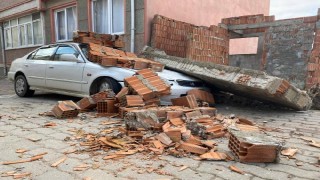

{"left": 140, "top": 47, "right": 312, "bottom": 111}
{"left": 227, "top": 18, "right": 304, "bottom": 30}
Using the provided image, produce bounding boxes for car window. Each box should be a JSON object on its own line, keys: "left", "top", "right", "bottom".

{"left": 53, "top": 46, "right": 82, "bottom": 61}
{"left": 79, "top": 44, "right": 88, "bottom": 59}
{"left": 32, "top": 47, "right": 57, "bottom": 60}
{"left": 27, "top": 51, "right": 37, "bottom": 59}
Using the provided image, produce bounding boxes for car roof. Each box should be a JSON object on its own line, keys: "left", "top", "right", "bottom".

{"left": 42, "top": 42, "right": 85, "bottom": 48}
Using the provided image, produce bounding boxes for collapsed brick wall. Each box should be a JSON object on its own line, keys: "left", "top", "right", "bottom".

{"left": 151, "top": 15, "right": 229, "bottom": 65}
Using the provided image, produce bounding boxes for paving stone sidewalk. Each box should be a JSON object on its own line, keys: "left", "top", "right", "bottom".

{"left": 0, "top": 78, "right": 319, "bottom": 180}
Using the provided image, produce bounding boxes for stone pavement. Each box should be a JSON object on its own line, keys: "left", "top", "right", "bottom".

{"left": 0, "top": 78, "right": 320, "bottom": 180}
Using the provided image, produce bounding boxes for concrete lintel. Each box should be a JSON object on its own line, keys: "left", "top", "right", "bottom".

{"left": 230, "top": 32, "right": 264, "bottom": 39}
{"left": 229, "top": 30, "right": 244, "bottom": 38}
{"left": 228, "top": 19, "right": 304, "bottom": 30}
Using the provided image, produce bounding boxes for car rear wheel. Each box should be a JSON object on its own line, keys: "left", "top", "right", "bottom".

{"left": 98, "top": 77, "right": 121, "bottom": 94}
{"left": 15, "top": 75, "right": 35, "bottom": 97}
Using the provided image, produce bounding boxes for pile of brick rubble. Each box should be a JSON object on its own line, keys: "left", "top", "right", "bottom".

{"left": 47, "top": 31, "right": 282, "bottom": 164}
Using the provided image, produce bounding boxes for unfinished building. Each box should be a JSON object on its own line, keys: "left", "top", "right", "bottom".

{"left": 150, "top": 9, "right": 320, "bottom": 90}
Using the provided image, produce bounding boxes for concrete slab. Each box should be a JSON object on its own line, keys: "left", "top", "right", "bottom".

{"left": 140, "top": 47, "right": 312, "bottom": 111}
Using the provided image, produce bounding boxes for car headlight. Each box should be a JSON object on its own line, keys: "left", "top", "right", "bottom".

{"left": 176, "top": 80, "right": 203, "bottom": 87}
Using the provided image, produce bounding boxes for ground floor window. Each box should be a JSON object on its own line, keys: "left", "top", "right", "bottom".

{"left": 54, "top": 6, "right": 77, "bottom": 41}
{"left": 4, "top": 12, "right": 43, "bottom": 49}
{"left": 92, "top": 0, "right": 124, "bottom": 34}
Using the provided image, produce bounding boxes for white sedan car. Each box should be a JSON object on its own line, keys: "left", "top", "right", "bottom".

{"left": 8, "top": 43, "right": 206, "bottom": 104}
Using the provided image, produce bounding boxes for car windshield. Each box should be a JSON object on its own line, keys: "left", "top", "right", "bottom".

{"left": 79, "top": 44, "right": 88, "bottom": 59}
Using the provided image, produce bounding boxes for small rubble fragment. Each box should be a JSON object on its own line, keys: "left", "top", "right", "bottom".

{"left": 281, "top": 148, "right": 298, "bottom": 158}
{"left": 229, "top": 165, "right": 244, "bottom": 174}
{"left": 1, "top": 152, "right": 47, "bottom": 165}
{"left": 200, "top": 152, "right": 228, "bottom": 161}
{"left": 309, "top": 140, "right": 320, "bottom": 148}
{"left": 73, "top": 164, "right": 89, "bottom": 171}
{"left": 51, "top": 156, "right": 67, "bottom": 167}
{"left": 13, "top": 172, "right": 31, "bottom": 179}
{"left": 156, "top": 133, "right": 173, "bottom": 146}
{"left": 43, "top": 122, "right": 57, "bottom": 128}
{"left": 178, "top": 165, "right": 189, "bottom": 172}
{"left": 16, "top": 149, "right": 28, "bottom": 153}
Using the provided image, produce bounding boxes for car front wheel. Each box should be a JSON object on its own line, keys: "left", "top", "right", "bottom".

{"left": 15, "top": 75, "right": 35, "bottom": 97}
{"left": 98, "top": 77, "right": 121, "bottom": 94}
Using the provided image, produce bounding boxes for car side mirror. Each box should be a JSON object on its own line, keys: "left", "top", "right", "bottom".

{"left": 59, "top": 54, "right": 82, "bottom": 62}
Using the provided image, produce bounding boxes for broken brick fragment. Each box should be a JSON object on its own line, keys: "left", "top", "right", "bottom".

{"left": 186, "top": 116, "right": 225, "bottom": 139}
{"left": 100, "top": 56, "right": 118, "bottom": 67}
{"left": 77, "top": 97, "right": 96, "bottom": 111}
{"left": 171, "top": 95, "right": 198, "bottom": 108}
{"left": 149, "top": 62, "right": 165, "bottom": 72}
{"left": 125, "top": 109, "right": 159, "bottom": 130}
{"left": 156, "top": 133, "right": 173, "bottom": 146}
{"left": 185, "top": 110, "right": 202, "bottom": 120}
{"left": 187, "top": 89, "right": 215, "bottom": 104}
{"left": 169, "top": 118, "right": 184, "bottom": 126}
{"left": 118, "top": 107, "right": 138, "bottom": 119}
{"left": 195, "top": 107, "right": 217, "bottom": 117}
{"left": 124, "top": 76, "right": 156, "bottom": 100}
{"left": 52, "top": 101, "right": 80, "bottom": 119}
{"left": 91, "top": 90, "right": 113, "bottom": 103}
{"left": 115, "top": 87, "right": 129, "bottom": 100}
{"left": 119, "top": 95, "right": 145, "bottom": 107}
{"left": 200, "top": 152, "right": 228, "bottom": 161}
{"left": 178, "top": 141, "right": 208, "bottom": 155}
{"left": 166, "top": 111, "right": 184, "bottom": 119}
{"left": 134, "top": 60, "right": 149, "bottom": 70}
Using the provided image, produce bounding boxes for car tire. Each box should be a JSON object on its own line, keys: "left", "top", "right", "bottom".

{"left": 98, "top": 77, "right": 121, "bottom": 94}
{"left": 14, "top": 75, "right": 35, "bottom": 97}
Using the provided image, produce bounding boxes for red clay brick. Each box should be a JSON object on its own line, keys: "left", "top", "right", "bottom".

{"left": 77, "top": 97, "right": 96, "bottom": 110}
{"left": 178, "top": 141, "right": 208, "bottom": 155}
{"left": 228, "top": 129, "right": 281, "bottom": 163}
{"left": 100, "top": 56, "right": 118, "bottom": 67}
{"left": 187, "top": 89, "right": 215, "bottom": 104}
{"left": 97, "top": 99, "right": 118, "bottom": 113}
{"left": 171, "top": 95, "right": 198, "bottom": 108}
{"left": 52, "top": 101, "right": 80, "bottom": 119}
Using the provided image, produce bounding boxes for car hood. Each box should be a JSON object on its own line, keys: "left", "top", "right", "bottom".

{"left": 157, "top": 69, "right": 199, "bottom": 81}
{"left": 89, "top": 62, "right": 199, "bottom": 82}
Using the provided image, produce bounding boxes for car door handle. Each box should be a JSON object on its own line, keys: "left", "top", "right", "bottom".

{"left": 24, "top": 64, "right": 29, "bottom": 67}
{"left": 48, "top": 66, "right": 54, "bottom": 69}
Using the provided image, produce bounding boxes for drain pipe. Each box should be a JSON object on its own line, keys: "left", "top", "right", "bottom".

{"left": 130, "top": 0, "right": 135, "bottom": 53}
{"left": 0, "top": 22, "right": 7, "bottom": 76}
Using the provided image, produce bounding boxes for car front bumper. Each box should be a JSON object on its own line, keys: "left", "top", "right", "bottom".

{"left": 7, "top": 72, "right": 15, "bottom": 82}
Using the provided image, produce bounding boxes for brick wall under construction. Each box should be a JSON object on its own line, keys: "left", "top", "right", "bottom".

{"left": 151, "top": 15, "right": 229, "bottom": 65}
{"left": 222, "top": 12, "right": 320, "bottom": 90}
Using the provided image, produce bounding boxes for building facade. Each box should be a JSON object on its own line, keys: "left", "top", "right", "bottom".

{"left": 0, "top": 0, "right": 270, "bottom": 76}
